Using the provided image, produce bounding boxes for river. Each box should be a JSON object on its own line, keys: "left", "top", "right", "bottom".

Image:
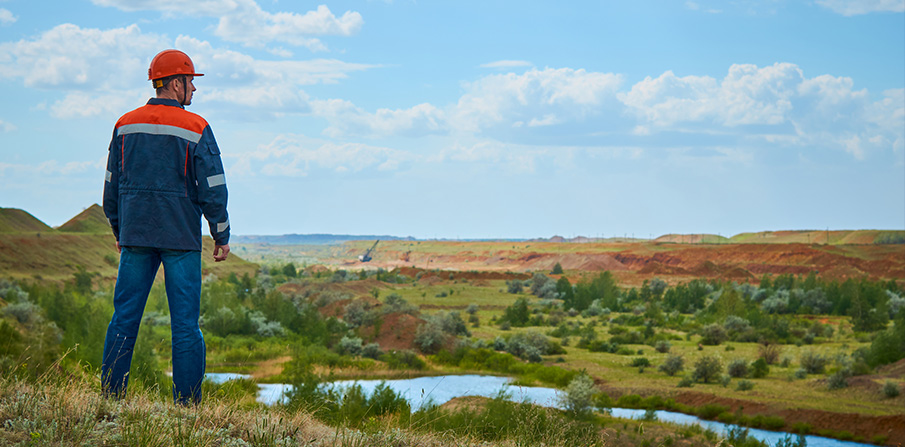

{"left": 205, "top": 373, "right": 878, "bottom": 447}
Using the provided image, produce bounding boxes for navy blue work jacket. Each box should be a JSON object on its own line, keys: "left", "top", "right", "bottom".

{"left": 103, "top": 98, "right": 230, "bottom": 251}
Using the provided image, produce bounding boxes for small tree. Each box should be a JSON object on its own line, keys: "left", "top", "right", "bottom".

{"left": 659, "top": 354, "right": 685, "bottom": 376}
{"left": 551, "top": 262, "right": 564, "bottom": 275}
{"left": 282, "top": 262, "right": 298, "bottom": 278}
{"left": 692, "top": 354, "right": 723, "bottom": 383}
{"left": 559, "top": 373, "right": 596, "bottom": 417}
{"left": 700, "top": 323, "right": 728, "bottom": 345}
{"left": 727, "top": 359, "right": 749, "bottom": 378}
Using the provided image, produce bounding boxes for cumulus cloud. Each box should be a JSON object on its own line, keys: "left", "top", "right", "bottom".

{"left": 480, "top": 60, "right": 532, "bottom": 69}
{"left": 618, "top": 62, "right": 900, "bottom": 158}
{"left": 0, "top": 8, "right": 16, "bottom": 25}
{"left": 49, "top": 91, "right": 147, "bottom": 119}
{"left": 0, "top": 119, "right": 15, "bottom": 132}
{"left": 232, "top": 134, "right": 415, "bottom": 177}
{"left": 452, "top": 67, "right": 624, "bottom": 133}
{"left": 815, "top": 0, "right": 905, "bottom": 15}
{"left": 0, "top": 24, "right": 166, "bottom": 90}
{"left": 313, "top": 99, "right": 447, "bottom": 138}
{"left": 91, "top": 0, "right": 363, "bottom": 50}
{"left": 0, "top": 26, "right": 374, "bottom": 118}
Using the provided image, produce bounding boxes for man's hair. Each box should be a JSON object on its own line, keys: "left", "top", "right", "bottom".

{"left": 154, "top": 75, "right": 180, "bottom": 96}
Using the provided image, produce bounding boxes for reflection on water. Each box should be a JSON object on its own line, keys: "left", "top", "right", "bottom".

{"left": 204, "top": 373, "right": 877, "bottom": 447}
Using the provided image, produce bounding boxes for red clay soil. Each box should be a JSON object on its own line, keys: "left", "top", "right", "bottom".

{"left": 359, "top": 242, "right": 904, "bottom": 284}
{"left": 358, "top": 312, "right": 422, "bottom": 351}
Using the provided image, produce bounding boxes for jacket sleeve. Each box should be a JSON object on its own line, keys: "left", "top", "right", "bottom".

{"left": 102, "top": 130, "right": 121, "bottom": 241}
{"left": 193, "top": 126, "right": 230, "bottom": 245}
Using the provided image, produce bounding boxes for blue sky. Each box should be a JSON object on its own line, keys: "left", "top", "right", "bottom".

{"left": 0, "top": 0, "right": 903, "bottom": 239}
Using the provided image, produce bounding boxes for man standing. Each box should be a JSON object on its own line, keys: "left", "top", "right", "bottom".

{"left": 102, "top": 49, "right": 230, "bottom": 405}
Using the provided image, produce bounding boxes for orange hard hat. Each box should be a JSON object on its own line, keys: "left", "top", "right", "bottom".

{"left": 148, "top": 49, "right": 204, "bottom": 84}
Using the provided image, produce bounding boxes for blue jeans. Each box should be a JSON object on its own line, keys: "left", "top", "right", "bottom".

{"left": 101, "top": 246, "right": 205, "bottom": 405}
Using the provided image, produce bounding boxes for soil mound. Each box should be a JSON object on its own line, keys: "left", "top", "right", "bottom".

{"left": 57, "top": 204, "right": 109, "bottom": 233}
{"left": 359, "top": 312, "right": 422, "bottom": 351}
{"left": 0, "top": 207, "right": 53, "bottom": 233}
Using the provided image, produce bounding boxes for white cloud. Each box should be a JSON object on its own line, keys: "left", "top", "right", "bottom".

{"left": 0, "top": 24, "right": 166, "bottom": 90}
{"left": 49, "top": 91, "right": 146, "bottom": 119}
{"left": 452, "top": 67, "right": 623, "bottom": 133}
{"left": 0, "top": 26, "right": 374, "bottom": 118}
{"left": 91, "top": 0, "right": 363, "bottom": 50}
{"left": 313, "top": 100, "right": 447, "bottom": 138}
{"left": 480, "top": 60, "right": 532, "bottom": 69}
{"left": 0, "top": 8, "right": 16, "bottom": 25}
{"left": 233, "top": 134, "right": 414, "bottom": 177}
{"left": 816, "top": 0, "right": 905, "bottom": 15}
{"left": 619, "top": 62, "right": 900, "bottom": 158}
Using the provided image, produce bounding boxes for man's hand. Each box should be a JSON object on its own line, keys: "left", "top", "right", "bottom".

{"left": 213, "top": 244, "right": 230, "bottom": 262}
{"left": 116, "top": 242, "right": 121, "bottom": 253}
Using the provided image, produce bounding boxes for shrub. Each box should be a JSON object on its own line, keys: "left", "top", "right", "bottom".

{"left": 381, "top": 350, "right": 426, "bottom": 370}
{"left": 692, "top": 354, "right": 723, "bottom": 383}
{"left": 794, "top": 368, "right": 808, "bottom": 379}
{"left": 727, "top": 359, "right": 749, "bottom": 378}
{"left": 506, "top": 280, "right": 523, "bottom": 294}
{"left": 414, "top": 321, "right": 446, "bottom": 354}
{"left": 700, "top": 324, "right": 728, "bottom": 345}
{"left": 758, "top": 343, "right": 782, "bottom": 365}
{"left": 654, "top": 340, "right": 671, "bottom": 353}
{"left": 736, "top": 379, "right": 755, "bottom": 391}
{"left": 800, "top": 350, "right": 829, "bottom": 374}
{"left": 827, "top": 370, "right": 849, "bottom": 390}
{"left": 338, "top": 335, "right": 363, "bottom": 356}
{"left": 719, "top": 374, "right": 731, "bottom": 387}
{"left": 750, "top": 358, "right": 770, "bottom": 378}
{"left": 631, "top": 357, "right": 651, "bottom": 367}
{"left": 361, "top": 342, "right": 382, "bottom": 360}
{"left": 677, "top": 376, "right": 695, "bottom": 387}
{"left": 883, "top": 381, "right": 901, "bottom": 398}
{"left": 659, "top": 354, "right": 685, "bottom": 376}
{"left": 559, "top": 373, "right": 596, "bottom": 417}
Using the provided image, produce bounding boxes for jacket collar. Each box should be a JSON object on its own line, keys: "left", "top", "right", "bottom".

{"left": 147, "top": 98, "right": 185, "bottom": 109}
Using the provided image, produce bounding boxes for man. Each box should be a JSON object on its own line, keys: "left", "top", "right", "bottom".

{"left": 101, "top": 49, "right": 230, "bottom": 405}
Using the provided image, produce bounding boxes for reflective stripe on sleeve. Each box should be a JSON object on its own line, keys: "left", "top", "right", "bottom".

{"left": 207, "top": 174, "right": 226, "bottom": 188}
{"left": 116, "top": 123, "right": 203, "bottom": 144}
{"left": 217, "top": 219, "right": 229, "bottom": 233}
{"left": 105, "top": 170, "right": 112, "bottom": 182}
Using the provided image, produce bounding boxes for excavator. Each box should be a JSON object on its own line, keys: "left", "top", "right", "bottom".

{"left": 358, "top": 240, "right": 379, "bottom": 262}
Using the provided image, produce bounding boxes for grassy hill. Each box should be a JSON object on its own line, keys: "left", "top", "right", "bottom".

{"left": 0, "top": 207, "right": 53, "bottom": 233}
{"left": 57, "top": 204, "right": 110, "bottom": 233}
{"left": 0, "top": 206, "right": 257, "bottom": 283}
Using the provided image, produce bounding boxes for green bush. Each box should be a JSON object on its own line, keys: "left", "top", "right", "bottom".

{"left": 883, "top": 380, "right": 901, "bottom": 398}
{"left": 750, "top": 358, "right": 770, "bottom": 378}
{"left": 692, "top": 354, "right": 723, "bottom": 383}
{"left": 630, "top": 357, "right": 651, "bottom": 367}
{"left": 727, "top": 359, "right": 749, "bottom": 378}
{"left": 736, "top": 379, "right": 755, "bottom": 391}
{"left": 659, "top": 354, "right": 685, "bottom": 376}
{"left": 799, "top": 350, "right": 828, "bottom": 374}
